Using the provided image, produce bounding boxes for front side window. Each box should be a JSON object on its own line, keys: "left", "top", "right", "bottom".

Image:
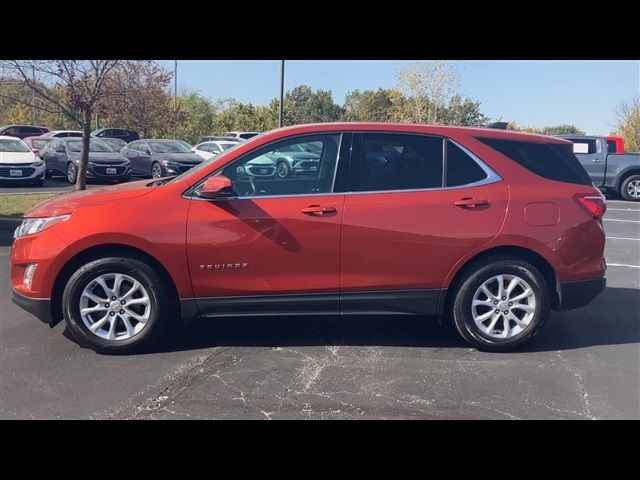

{"left": 350, "top": 133, "right": 444, "bottom": 192}
{"left": 566, "top": 138, "right": 598, "bottom": 154}
{"left": 217, "top": 134, "right": 341, "bottom": 197}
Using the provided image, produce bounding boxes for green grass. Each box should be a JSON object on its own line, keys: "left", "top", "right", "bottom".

{"left": 0, "top": 193, "right": 59, "bottom": 218}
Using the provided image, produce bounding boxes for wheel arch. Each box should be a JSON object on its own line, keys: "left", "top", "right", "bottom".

{"left": 441, "top": 245, "right": 559, "bottom": 318}
{"left": 50, "top": 243, "right": 180, "bottom": 327}
{"left": 615, "top": 168, "right": 640, "bottom": 192}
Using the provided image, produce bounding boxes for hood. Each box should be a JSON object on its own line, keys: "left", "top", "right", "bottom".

{"left": 25, "top": 178, "right": 156, "bottom": 217}
{"left": 278, "top": 152, "right": 320, "bottom": 160}
{"left": 158, "top": 152, "right": 203, "bottom": 164}
{"left": 69, "top": 152, "right": 129, "bottom": 163}
{"left": 0, "top": 151, "right": 39, "bottom": 165}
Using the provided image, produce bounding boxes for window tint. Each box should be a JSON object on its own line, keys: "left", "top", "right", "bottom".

{"left": 209, "top": 144, "right": 221, "bottom": 153}
{"left": 478, "top": 137, "right": 592, "bottom": 186}
{"left": 17, "top": 126, "right": 40, "bottom": 134}
{"left": 351, "top": 133, "right": 443, "bottom": 192}
{"left": 239, "top": 132, "right": 259, "bottom": 139}
{"left": 606, "top": 140, "right": 617, "bottom": 153}
{"left": 219, "top": 134, "right": 341, "bottom": 197}
{"left": 0, "top": 138, "right": 30, "bottom": 152}
{"left": 446, "top": 141, "right": 488, "bottom": 187}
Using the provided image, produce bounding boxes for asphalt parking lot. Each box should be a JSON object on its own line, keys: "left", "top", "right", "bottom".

{"left": 0, "top": 199, "right": 638, "bottom": 419}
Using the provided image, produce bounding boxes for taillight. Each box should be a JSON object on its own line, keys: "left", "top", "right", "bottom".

{"left": 574, "top": 193, "right": 606, "bottom": 220}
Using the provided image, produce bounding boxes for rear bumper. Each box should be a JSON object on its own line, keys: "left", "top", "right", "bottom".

{"left": 556, "top": 276, "right": 606, "bottom": 311}
{"left": 12, "top": 289, "right": 52, "bottom": 326}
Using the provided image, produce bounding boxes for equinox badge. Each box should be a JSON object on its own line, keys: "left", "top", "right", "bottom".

{"left": 200, "top": 263, "right": 248, "bottom": 270}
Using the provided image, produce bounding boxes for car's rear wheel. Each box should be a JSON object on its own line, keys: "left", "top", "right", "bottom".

{"left": 62, "top": 257, "right": 173, "bottom": 353}
{"left": 620, "top": 174, "right": 640, "bottom": 202}
{"left": 151, "top": 162, "right": 163, "bottom": 179}
{"left": 66, "top": 162, "right": 77, "bottom": 184}
{"left": 451, "top": 257, "right": 550, "bottom": 351}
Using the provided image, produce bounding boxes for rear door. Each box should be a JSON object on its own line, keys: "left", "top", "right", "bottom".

{"left": 339, "top": 132, "right": 509, "bottom": 314}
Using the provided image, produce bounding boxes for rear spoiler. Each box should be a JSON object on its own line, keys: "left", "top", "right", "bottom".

{"left": 484, "top": 121, "right": 509, "bottom": 130}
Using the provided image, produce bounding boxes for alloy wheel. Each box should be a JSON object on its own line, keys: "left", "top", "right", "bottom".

{"left": 627, "top": 179, "right": 640, "bottom": 199}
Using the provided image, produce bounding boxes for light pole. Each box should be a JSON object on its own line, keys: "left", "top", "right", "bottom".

{"left": 32, "top": 65, "right": 36, "bottom": 125}
{"left": 279, "top": 60, "right": 285, "bottom": 128}
{"left": 174, "top": 60, "right": 177, "bottom": 109}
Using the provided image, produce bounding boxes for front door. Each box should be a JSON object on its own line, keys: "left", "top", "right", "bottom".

{"left": 339, "top": 133, "right": 509, "bottom": 314}
{"left": 186, "top": 133, "right": 348, "bottom": 316}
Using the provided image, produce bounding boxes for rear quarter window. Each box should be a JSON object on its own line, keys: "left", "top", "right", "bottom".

{"left": 477, "top": 137, "right": 592, "bottom": 186}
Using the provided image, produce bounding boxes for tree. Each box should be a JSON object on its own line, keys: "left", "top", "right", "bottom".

{"left": 0, "top": 60, "right": 122, "bottom": 190}
{"left": 173, "top": 91, "right": 216, "bottom": 144}
{"left": 614, "top": 96, "right": 640, "bottom": 152}
{"left": 284, "top": 85, "right": 343, "bottom": 126}
{"left": 443, "top": 95, "right": 489, "bottom": 127}
{"left": 98, "top": 61, "right": 179, "bottom": 139}
{"left": 342, "top": 88, "right": 400, "bottom": 122}
{"left": 541, "top": 124, "right": 585, "bottom": 135}
{"left": 395, "top": 61, "right": 460, "bottom": 124}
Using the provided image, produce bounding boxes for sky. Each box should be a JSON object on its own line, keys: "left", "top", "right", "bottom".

{"left": 158, "top": 60, "right": 639, "bottom": 135}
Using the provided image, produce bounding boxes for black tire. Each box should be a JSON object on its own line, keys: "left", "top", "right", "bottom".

{"left": 44, "top": 170, "right": 52, "bottom": 179}
{"left": 66, "top": 162, "right": 77, "bottom": 184}
{"left": 450, "top": 256, "right": 551, "bottom": 352}
{"left": 620, "top": 174, "right": 640, "bottom": 202}
{"left": 151, "top": 162, "right": 163, "bottom": 179}
{"left": 276, "top": 160, "right": 290, "bottom": 178}
{"left": 62, "top": 257, "right": 173, "bottom": 353}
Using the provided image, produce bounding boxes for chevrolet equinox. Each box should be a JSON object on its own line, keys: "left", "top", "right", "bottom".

{"left": 11, "top": 123, "right": 607, "bottom": 353}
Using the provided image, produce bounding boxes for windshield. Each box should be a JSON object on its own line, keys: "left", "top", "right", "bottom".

{"left": 67, "top": 139, "right": 114, "bottom": 153}
{"left": 102, "top": 139, "right": 126, "bottom": 150}
{"left": 32, "top": 139, "right": 50, "bottom": 148}
{"left": 148, "top": 140, "right": 191, "bottom": 153}
{"left": 0, "top": 138, "right": 31, "bottom": 153}
{"left": 219, "top": 142, "right": 236, "bottom": 151}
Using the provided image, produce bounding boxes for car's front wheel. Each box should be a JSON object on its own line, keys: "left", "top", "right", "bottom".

{"left": 62, "top": 257, "right": 173, "bottom": 353}
{"left": 451, "top": 257, "right": 550, "bottom": 351}
{"left": 276, "top": 160, "right": 290, "bottom": 178}
{"left": 151, "top": 162, "right": 163, "bottom": 179}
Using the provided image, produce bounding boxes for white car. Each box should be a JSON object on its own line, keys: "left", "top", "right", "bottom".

{"left": 191, "top": 140, "right": 238, "bottom": 160}
{"left": 225, "top": 131, "right": 260, "bottom": 141}
{"left": 0, "top": 136, "right": 46, "bottom": 186}
{"left": 41, "top": 130, "right": 83, "bottom": 138}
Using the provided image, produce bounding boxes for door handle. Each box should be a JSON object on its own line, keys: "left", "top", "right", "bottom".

{"left": 454, "top": 198, "right": 489, "bottom": 208}
{"left": 300, "top": 205, "right": 337, "bottom": 216}
{"left": 592, "top": 159, "right": 602, "bottom": 163}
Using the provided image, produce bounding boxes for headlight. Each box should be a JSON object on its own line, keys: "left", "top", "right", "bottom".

{"left": 31, "top": 160, "right": 45, "bottom": 167}
{"left": 14, "top": 215, "right": 71, "bottom": 239}
{"left": 161, "top": 159, "right": 177, "bottom": 166}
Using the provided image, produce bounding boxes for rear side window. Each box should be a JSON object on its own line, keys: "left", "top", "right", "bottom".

{"left": 351, "top": 133, "right": 444, "bottom": 192}
{"left": 446, "top": 141, "right": 487, "bottom": 187}
{"left": 606, "top": 140, "right": 617, "bottom": 153}
{"left": 478, "top": 138, "right": 592, "bottom": 186}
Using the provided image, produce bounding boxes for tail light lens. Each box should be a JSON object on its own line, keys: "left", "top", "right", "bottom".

{"left": 574, "top": 193, "right": 606, "bottom": 220}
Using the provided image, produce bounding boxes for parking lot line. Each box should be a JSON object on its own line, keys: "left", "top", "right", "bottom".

{"left": 606, "top": 236, "right": 640, "bottom": 241}
{"left": 607, "top": 263, "right": 640, "bottom": 268}
{"left": 607, "top": 208, "right": 640, "bottom": 212}
{"left": 603, "top": 219, "right": 640, "bottom": 223}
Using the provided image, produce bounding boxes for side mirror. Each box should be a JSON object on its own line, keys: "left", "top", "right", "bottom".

{"left": 199, "top": 175, "right": 233, "bottom": 199}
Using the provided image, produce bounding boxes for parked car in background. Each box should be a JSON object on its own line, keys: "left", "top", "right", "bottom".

{"left": 42, "top": 130, "right": 83, "bottom": 138}
{"left": 100, "top": 138, "right": 127, "bottom": 152}
{"left": 10, "top": 123, "right": 606, "bottom": 353}
{"left": 225, "top": 131, "right": 260, "bottom": 141}
{"left": 92, "top": 128, "right": 139, "bottom": 143}
{"left": 558, "top": 135, "right": 640, "bottom": 201}
{"left": 121, "top": 139, "right": 204, "bottom": 178}
{"left": 605, "top": 135, "right": 625, "bottom": 154}
{"left": 236, "top": 140, "right": 321, "bottom": 179}
{"left": 191, "top": 140, "right": 238, "bottom": 160}
{"left": 196, "top": 135, "right": 242, "bottom": 145}
{"left": 39, "top": 138, "right": 131, "bottom": 184}
{"left": 0, "top": 136, "right": 46, "bottom": 186}
{"left": 0, "top": 125, "right": 49, "bottom": 139}
{"left": 23, "top": 136, "right": 53, "bottom": 157}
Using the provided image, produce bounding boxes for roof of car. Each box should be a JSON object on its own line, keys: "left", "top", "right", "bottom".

{"left": 0, "top": 135, "right": 27, "bottom": 140}
{"left": 0, "top": 125, "right": 48, "bottom": 129}
{"left": 263, "top": 122, "right": 570, "bottom": 144}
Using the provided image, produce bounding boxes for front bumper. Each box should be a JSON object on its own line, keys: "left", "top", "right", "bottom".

{"left": 12, "top": 289, "right": 52, "bottom": 325}
{"left": 86, "top": 164, "right": 131, "bottom": 181}
{"left": 556, "top": 276, "right": 606, "bottom": 311}
{"left": 0, "top": 163, "right": 45, "bottom": 181}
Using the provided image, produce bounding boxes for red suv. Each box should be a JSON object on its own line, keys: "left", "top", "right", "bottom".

{"left": 10, "top": 123, "right": 606, "bottom": 352}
